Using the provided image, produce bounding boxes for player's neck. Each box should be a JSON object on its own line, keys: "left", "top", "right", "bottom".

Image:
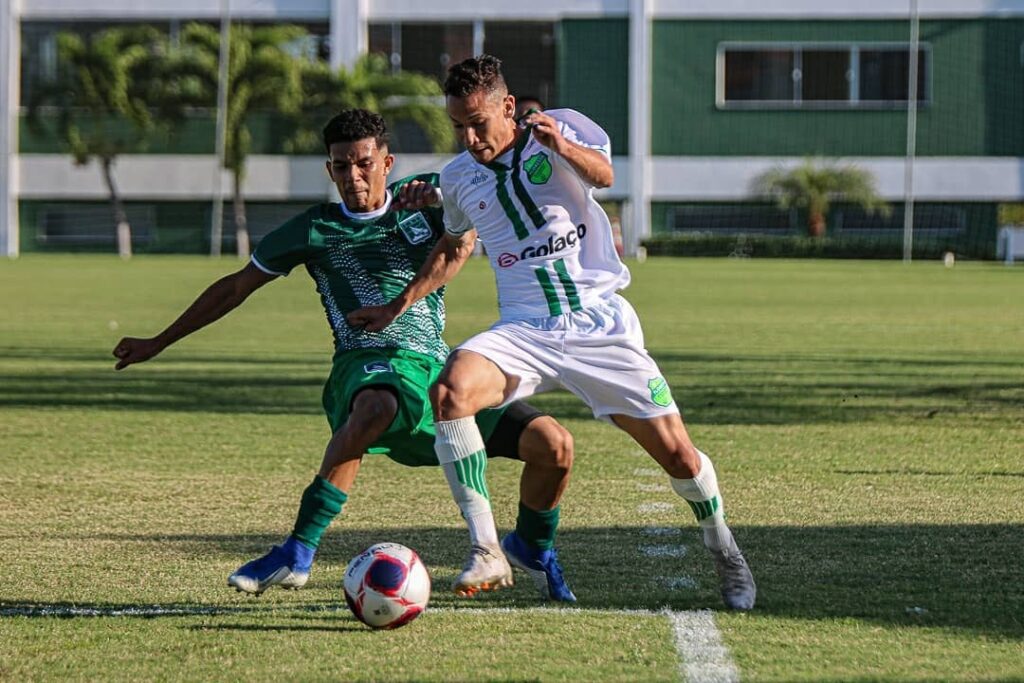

{"left": 493, "top": 124, "right": 522, "bottom": 160}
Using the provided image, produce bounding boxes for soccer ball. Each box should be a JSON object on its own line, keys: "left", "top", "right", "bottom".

{"left": 343, "top": 542, "right": 431, "bottom": 629}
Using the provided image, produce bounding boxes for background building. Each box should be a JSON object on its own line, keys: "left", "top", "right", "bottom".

{"left": 3, "top": 0, "right": 1023, "bottom": 258}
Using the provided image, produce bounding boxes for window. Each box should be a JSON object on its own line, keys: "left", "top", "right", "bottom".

{"left": 718, "top": 43, "right": 929, "bottom": 108}
{"left": 368, "top": 22, "right": 473, "bottom": 80}
{"left": 368, "top": 21, "right": 557, "bottom": 106}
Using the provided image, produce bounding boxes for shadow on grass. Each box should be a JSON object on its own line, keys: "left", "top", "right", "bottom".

{"left": 1, "top": 348, "right": 1022, "bottom": 425}
{"left": 6, "top": 524, "right": 1021, "bottom": 640}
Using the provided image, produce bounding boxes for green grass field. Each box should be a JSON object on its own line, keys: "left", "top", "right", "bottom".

{"left": 2, "top": 255, "right": 1022, "bottom": 682}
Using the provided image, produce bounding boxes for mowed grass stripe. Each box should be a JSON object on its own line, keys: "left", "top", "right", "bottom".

{"left": 1, "top": 256, "right": 1022, "bottom": 682}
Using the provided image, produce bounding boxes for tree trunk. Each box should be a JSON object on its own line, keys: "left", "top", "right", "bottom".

{"left": 807, "top": 211, "right": 827, "bottom": 238}
{"left": 232, "top": 170, "right": 250, "bottom": 258}
{"left": 101, "top": 157, "right": 132, "bottom": 259}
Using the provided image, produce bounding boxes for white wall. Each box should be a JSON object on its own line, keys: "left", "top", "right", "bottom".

{"left": 18, "top": 154, "right": 1022, "bottom": 202}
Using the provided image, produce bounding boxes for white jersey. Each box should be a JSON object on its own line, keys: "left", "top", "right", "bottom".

{"left": 440, "top": 108, "right": 631, "bottom": 321}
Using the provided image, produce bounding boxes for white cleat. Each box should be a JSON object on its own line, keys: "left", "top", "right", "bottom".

{"left": 452, "top": 544, "right": 514, "bottom": 597}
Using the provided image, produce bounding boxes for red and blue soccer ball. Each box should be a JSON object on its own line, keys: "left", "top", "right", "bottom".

{"left": 343, "top": 542, "right": 431, "bottom": 629}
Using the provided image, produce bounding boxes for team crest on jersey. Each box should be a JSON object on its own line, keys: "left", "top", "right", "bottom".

{"left": 364, "top": 361, "right": 394, "bottom": 374}
{"left": 397, "top": 212, "right": 433, "bottom": 245}
{"left": 470, "top": 170, "right": 488, "bottom": 186}
{"left": 647, "top": 377, "right": 673, "bottom": 407}
{"left": 524, "top": 152, "right": 552, "bottom": 184}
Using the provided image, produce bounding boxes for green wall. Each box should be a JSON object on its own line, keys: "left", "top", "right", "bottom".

{"left": 651, "top": 19, "right": 1024, "bottom": 156}
{"left": 19, "top": 112, "right": 304, "bottom": 155}
{"left": 558, "top": 19, "right": 630, "bottom": 155}
{"left": 18, "top": 200, "right": 311, "bottom": 254}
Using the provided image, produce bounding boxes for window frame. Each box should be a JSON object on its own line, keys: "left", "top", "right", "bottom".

{"left": 716, "top": 41, "right": 932, "bottom": 110}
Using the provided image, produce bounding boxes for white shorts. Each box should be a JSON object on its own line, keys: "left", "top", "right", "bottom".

{"left": 457, "top": 294, "right": 679, "bottom": 422}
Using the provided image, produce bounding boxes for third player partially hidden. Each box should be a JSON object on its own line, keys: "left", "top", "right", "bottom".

{"left": 350, "top": 55, "right": 756, "bottom": 610}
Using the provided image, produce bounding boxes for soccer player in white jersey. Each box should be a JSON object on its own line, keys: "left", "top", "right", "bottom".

{"left": 350, "top": 55, "right": 756, "bottom": 610}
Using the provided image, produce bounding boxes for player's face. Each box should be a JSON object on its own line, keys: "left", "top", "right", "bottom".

{"left": 326, "top": 138, "right": 394, "bottom": 213}
{"left": 447, "top": 90, "right": 516, "bottom": 164}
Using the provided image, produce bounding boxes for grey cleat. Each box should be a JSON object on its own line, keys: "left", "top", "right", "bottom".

{"left": 710, "top": 544, "right": 756, "bottom": 611}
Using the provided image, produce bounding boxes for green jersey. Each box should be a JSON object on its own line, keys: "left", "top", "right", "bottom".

{"left": 252, "top": 174, "right": 449, "bottom": 363}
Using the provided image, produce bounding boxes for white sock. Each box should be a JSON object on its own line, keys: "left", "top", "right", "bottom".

{"left": 670, "top": 450, "right": 735, "bottom": 552}
{"left": 436, "top": 417, "right": 499, "bottom": 549}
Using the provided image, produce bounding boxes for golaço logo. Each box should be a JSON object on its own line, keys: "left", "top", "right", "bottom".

{"left": 497, "top": 224, "right": 587, "bottom": 268}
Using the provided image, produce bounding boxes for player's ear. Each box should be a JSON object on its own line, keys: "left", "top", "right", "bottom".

{"left": 325, "top": 159, "right": 334, "bottom": 181}
{"left": 503, "top": 94, "right": 515, "bottom": 119}
{"left": 382, "top": 152, "right": 395, "bottom": 175}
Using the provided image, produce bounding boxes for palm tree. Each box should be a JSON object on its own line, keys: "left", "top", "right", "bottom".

{"left": 175, "top": 22, "right": 305, "bottom": 257}
{"left": 287, "top": 54, "right": 454, "bottom": 155}
{"left": 27, "top": 26, "right": 176, "bottom": 258}
{"left": 752, "top": 159, "right": 889, "bottom": 238}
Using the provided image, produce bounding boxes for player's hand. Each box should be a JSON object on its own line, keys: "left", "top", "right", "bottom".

{"left": 392, "top": 180, "right": 441, "bottom": 212}
{"left": 347, "top": 303, "right": 403, "bottom": 333}
{"left": 521, "top": 111, "right": 566, "bottom": 154}
{"left": 112, "top": 336, "right": 163, "bottom": 370}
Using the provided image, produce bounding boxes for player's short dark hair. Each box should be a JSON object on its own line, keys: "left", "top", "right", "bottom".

{"left": 322, "top": 108, "right": 389, "bottom": 154}
{"left": 443, "top": 54, "right": 507, "bottom": 99}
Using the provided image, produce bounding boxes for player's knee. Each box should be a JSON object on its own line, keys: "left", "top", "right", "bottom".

{"left": 350, "top": 388, "right": 398, "bottom": 432}
{"left": 661, "top": 441, "right": 700, "bottom": 478}
{"left": 548, "top": 426, "right": 574, "bottom": 472}
{"left": 532, "top": 419, "right": 574, "bottom": 472}
{"left": 429, "top": 377, "right": 472, "bottom": 420}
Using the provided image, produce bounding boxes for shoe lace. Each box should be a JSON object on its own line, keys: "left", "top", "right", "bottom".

{"left": 544, "top": 548, "right": 567, "bottom": 585}
{"left": 463, "top": 544, "right": 497, "bottom": 572}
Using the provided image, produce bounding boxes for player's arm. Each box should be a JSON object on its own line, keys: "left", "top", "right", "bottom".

{"left": 521, "top": 110, "right": 613, "bottom": 188}
{"left": 347, "top": 229, "right": 476, "bottom": 333}
{"left": 112, "top": 263, "right": 276, "bottom": 370}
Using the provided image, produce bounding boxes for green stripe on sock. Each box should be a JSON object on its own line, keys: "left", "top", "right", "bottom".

{"left": 292, "top": 475, "right": 348, "bottom": 549}
{"left": 552, "top": 258, "right": 582, "bottom": 311}
{"left": 455, "top": 450, "right": 490, "bottom": 501}
{"left": 685, "top": 496, "right": 720, "bottom": 522}
{"left": 535, "top": 267, "right": 563, "bottom": 315}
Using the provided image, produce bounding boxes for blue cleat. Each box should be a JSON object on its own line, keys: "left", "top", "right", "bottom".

{"left": 227, "top": 536, "right": 315, "bottom": 595}
{"left": 500, "top": 531, "right": 577, "bottom": 603}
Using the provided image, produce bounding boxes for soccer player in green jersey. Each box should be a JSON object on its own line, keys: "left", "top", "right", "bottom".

{"left": 112, "top": 108, "right": 576, "bottom": 600}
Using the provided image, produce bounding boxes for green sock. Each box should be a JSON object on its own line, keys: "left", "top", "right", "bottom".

{"left": 515, "top": 502, "right": 560, "bottom": 550}
{"left": 291, "top": 475, "right": 348, "bottom": 549}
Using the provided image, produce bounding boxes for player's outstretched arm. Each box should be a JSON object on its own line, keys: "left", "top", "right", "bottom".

{"left": 112, "top": 263, "right": 276, "bottom": 370}
{"left": 520, "top": 110, "right": 613, "bottom": 188}
{"left": 347, "top": 230, "right": 476, "bottom": 333}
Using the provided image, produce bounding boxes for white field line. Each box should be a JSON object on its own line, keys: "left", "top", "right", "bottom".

{"left": 670, "top": 610, "right": 740, "bottom": 683}
{"left": 0, "top": 605, "right": 235, "bottom": 618}
{"left": 657, "top": 576, "right": 699, "bottom": 590}
{"left": 638, "top": 502, "right": 675, "bottom": 514}
{"left": 636, "top": 482, "right": 670, "bottom": 492}
{"left": 2, "top": 603, "right": 692, "bottom": 619}
{"left": 7, "top": 605, "right": 738, "bottom": 680}
{"left": 640, "top": 544, "right": 688, "bottom": 558}
{"left": 633, "top": 467, "right": 663, "bottom": 477}
{"left": 642, "top": 526, "right": 683, "bottom": 536}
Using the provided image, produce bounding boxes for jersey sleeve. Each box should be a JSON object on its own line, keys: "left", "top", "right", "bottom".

{"left": 440, "top": 165, "right": 474, "bottom": 237}
{"left": 550, "top": 108, "right": 612, "bottom": 161}
{"left": 251, "top": 207, "right": 318, "bottom": 276}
